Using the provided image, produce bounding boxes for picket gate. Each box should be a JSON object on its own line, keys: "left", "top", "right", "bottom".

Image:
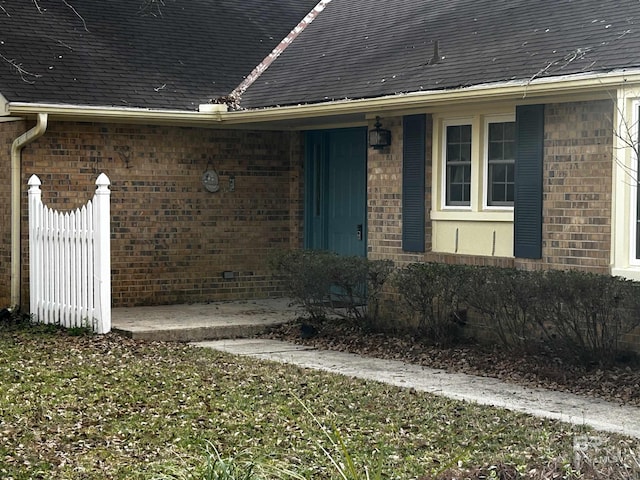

{"left": 28, "top": 174, "right": 111, "bottom": 334}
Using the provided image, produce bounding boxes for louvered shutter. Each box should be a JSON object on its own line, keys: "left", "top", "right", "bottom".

{"left": 402, "top": 114, "right": 426, "bottom": 252}
{"left": 514, "top": 105, "right": 544, "bottom": 259}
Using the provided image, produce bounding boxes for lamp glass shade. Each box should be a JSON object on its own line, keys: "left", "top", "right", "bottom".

{"left": 369, "top": 128, "right": 391, "bottom": 149}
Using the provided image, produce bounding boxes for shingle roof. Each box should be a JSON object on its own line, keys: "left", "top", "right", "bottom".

{"left": 241, "top": 0, "right": 640, "bottom": 108}
{"left": 0, "top": 0, "right": 318, "bottom": 110}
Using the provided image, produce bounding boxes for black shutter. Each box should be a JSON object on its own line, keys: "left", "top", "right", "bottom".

{"left": 514, "top": 105, "right": 544, "bottom": 259}
{"left": 402, "top": 114, "right": 426, "bottom": 252}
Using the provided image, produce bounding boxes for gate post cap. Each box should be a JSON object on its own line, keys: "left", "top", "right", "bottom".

{"left": 95, "top": 173, "right": 110, "bottom": 187}
{"left": 28, "top": 174, "right": 41, "bottom": 187}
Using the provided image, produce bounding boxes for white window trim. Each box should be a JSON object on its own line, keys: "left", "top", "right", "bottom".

{"left": 611, "top": 89, "right": 640, "bottom": 279}
{"left": 628, "top": 99, "right": 640, "bottom": 267}
{"left": 483, "top": 114, "right": 516, "bottom": 211}
{"left": 440, "top": 117, "right": 474, "bottom": 211}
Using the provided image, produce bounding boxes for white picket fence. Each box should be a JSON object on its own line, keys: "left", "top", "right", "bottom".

{"left": 28, "top": 174, "right": 111, "bottom": 334}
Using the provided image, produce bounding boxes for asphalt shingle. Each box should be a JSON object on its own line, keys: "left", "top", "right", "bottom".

{"left": 0, "top": 0, "right": 318, "bottom": 110}
{"left": 241, "top": 0, "right": 640, "bottom": 108}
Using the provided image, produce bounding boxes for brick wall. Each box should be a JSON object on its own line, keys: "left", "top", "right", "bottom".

{"left": 515, "top": 99, "right": 614, "bottom": 274}
{"left": 0, "top": 99, "right": 617, "bottom": 309}
{"left": 368, "top": 101, "right": 614, "bottom": 273}
{"left": 0, "top": 120, "right": 28, "bottom": 306}
{"left": 367, "top": 114, "right": 515, "bottom": 269}
{"left": 5, "top": 121, "right": 302, "bottom": 308}
{"left": 367, "top": 116, "right": 432, "bottom": 266}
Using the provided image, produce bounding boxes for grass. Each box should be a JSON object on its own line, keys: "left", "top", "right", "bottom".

{"left": 0, "top": 326, "right": 637, "bottom": 479}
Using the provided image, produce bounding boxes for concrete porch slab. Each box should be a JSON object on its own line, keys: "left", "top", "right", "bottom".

{"left": 111, "top": 298, "right": 300, "bottom": 342}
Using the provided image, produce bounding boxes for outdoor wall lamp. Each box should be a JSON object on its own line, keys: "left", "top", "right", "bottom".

{"left": 368, "top": 116, "right": 391, "bottom": 150}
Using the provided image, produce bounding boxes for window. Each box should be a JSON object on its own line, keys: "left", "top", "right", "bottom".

{"left": 445, "top": 124, "right": 472, "bottom": 206}
{"left": 629, "top": 103, "right": 640, "bottom": 260}
{"left": 487, "top": 121, "right": 516, "bottom": 206}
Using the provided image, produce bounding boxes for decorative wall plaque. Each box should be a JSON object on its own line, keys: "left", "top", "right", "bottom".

{"left": 202, "top": 169, "right": 220, "bottom": 192}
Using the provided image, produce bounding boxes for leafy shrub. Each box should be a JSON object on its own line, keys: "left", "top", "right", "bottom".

{"left": 464, "top": 267, "right": 542, "bottom": 348}
{"left": 269, "top": 249, "right": 335, "bottom": 321}
{"left": 392, "top": 262, "right": 640, "bottom": 363}
{"left": 392, "top": 262, "right": 467, "bottom": 344}
{"left": 364, "top": 258, "right": 395, "bottom": 327}
{"left": 269, "top": 249, "right": 393, "bottom": 324}
{"left": 535, "top": 270, "right": 640, "bottom": 364}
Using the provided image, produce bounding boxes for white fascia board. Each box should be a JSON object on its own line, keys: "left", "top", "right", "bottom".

{"left": 8, "top": 68, "right": 640, "bottom": 126}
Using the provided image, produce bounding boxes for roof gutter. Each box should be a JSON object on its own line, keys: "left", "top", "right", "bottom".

{"left": 220, "top": 69, "right": 640, "bottom": 123}
{"left": 6, "top": 69, "right": 640, "bottom": 126}
{"left": 11, "top": 113, "right": 48, "bottom": 308}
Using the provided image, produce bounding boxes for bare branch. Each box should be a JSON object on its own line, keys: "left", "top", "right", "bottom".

{"left": 61, "top": 0, "right": 88, "bottom": 32}
{"left": 139, "top": 0, "right": 167, "bottom": 17}
{"left": 0, "top": 5, "right": 10, "bottom": 16}
{"left": 524, "top": 48, "right": 591, "bottom": 98}
{"left": 45, "top": 36, "right": 74, "bottom": 51}
{"left": 0, "top": 52, "right": 42, "bottom": 83}
{"left": 610, "top": 91, "right": 640, "bottom": 187}
{"left": 32, "top": 0, "right": 44, "bottom": 13}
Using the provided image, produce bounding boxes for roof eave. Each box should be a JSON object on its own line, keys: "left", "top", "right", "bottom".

{"left": 6, "top": 69, "right": 640, "bottom": 127}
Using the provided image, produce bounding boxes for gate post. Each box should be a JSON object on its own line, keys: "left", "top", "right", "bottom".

{"left": 28, "top": 174, "right": 42, "bottom": 320}
{"left": 93, "top": 173, "right": 111, "bottom": 334}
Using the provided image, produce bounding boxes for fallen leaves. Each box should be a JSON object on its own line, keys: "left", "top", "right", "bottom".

{"left": 0, "top": 327, "right": 637, "bottom": 479}
{"left": 265, "top": 319, "right": 640, "bottom": 407}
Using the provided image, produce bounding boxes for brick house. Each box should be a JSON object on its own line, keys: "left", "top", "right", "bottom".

{"left": 2, "top": 0, "right": 640, "bottom": 310}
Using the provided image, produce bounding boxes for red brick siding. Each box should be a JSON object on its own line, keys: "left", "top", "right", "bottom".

{"left": 515, "top": 99, "right": 613, "bottom": 273}
{"left": 9, "top": 121, "right": 301, "bottom": 307}
{"left": 368, "top": 101, "right": 614, "bottom": 272}
{"left": 367, "top": 115, "right": 435, "bottom": 266}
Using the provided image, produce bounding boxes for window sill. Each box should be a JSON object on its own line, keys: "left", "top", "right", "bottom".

{"left": 611, "top": 266, "right": 640, "bottom": 282}
{"left": 430, "top": 210, "right": 514, "bottom": 222}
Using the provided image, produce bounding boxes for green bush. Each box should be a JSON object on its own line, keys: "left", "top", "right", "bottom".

{"left": 269, "top": 249, "right": 335, "bottom": 321}
{"left": 392, "top": 262, "right": 467, "bottom": 344}
{"left": 269, "top": 249, "right": 393, "bottom": 324}
{"left": 464, "top": 267, "right": 542, "bottom": 348}
{"left": 392, "top": 263, "right": 640, "bottom": 364}
{"left": 534, "top": 270, "right": 640, "bottom": 364}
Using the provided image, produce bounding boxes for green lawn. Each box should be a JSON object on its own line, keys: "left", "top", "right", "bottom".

{"left": 0, "top": 328, "right": 636, "bottom": 479}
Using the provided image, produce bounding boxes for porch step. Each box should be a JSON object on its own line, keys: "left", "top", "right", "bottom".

{"left": 111, "top": 298, "right": 300, "bottom": 342}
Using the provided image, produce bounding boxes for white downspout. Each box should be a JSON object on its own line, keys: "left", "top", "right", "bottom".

{"left": 10, "top": 113, "right": 48, "bottom": 308}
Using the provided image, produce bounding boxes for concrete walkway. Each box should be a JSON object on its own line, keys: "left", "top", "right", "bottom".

{"left": 195, "top": 338, "right": 640, "bottom": 439}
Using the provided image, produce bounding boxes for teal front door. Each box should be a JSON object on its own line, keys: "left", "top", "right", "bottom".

{"left": 305, "top": 128, "right": 367, "bottom": 257}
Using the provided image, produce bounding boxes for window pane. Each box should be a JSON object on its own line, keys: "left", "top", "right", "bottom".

{"left": 447, "top": 144, "right": 460, "bottom": 162}
{"left": 463, "top": 164, "right": 471, "bottom": 182}
{"left": 460, "top": 125, "right": 472, "bottom": 143}
{"left": 445, "top": 124, "right": 472, "bottom": 206}
{"left": 491, "top": 163, "right": 506, "bottom": 183}
{"left": 460, "top": 142, "right": 471, "bottom": 162}
{"left": 487, "top": 121, "right": 515, "bottom": 206}
{"left": 503, "top": 141, "right": 515, "bottom": 160}
{"left": 449, "top": 184, "right": 462, "bottom": 204}
{"left": 488, "top": 141, "right": 502, "bottom": 161}
{"left": 504, "top": 121, "right": 516, "bottom": 139}
{"left": 463, "top": 183, "right": 470, "bottom": 202}
{"left": 506, "top": 164, "right": 515, "bottom": 183}
{"left": 489, "top": 122, "right": 503, "bottom": 140}
{"left": 447, "top": 125, "right": 460, "bottom": 142}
